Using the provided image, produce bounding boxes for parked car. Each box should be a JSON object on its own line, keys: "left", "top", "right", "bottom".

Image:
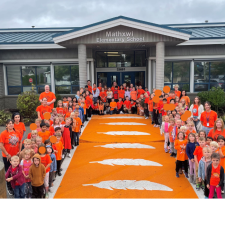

{"left": 195, "top": 79, "right": 219, "bottom": 92}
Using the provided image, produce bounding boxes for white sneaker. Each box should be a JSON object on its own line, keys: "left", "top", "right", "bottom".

{"left": 68, "top": 153, "right": 71, "bottom": 158}
{"left": 62, "top": 154, "right": 65, "bottom": 159}
{"left": 49, "top": 188, "right": 53, "bottom": 193}
{"left": 153, "top": 124, "right": 156, "bottom": 127}
{"left": 145, "top": 117, "right": 149, "bottom": 119}
{"left": 120, "top": 111, "right": 123, "bottom": 114}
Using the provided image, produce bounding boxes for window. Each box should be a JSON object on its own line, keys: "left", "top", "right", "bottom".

{"left": 194, "top": 61, "right": 225, "bottom": 92}
{"left": 54, "top": 65, "right": 79, "bottom": 94}
{"left": 164, "top": 61, "right": 190, "bottom": 91}
{"left": 135, "top": 72, "right": 145, "bottom": 87}
{"left": 97, "top": 73, "right": 107, "bottom": 87}
{"left": 6, "top": 65, "right": 51, "bottom": 95}
{"left": 96, "top": 51, "right": 145, "bottom": 68}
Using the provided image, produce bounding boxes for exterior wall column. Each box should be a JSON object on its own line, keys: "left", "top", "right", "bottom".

{"left": 153, "top": 60, "right": 156, "bottom": 88}
{"left": 0, "top": 162, "right": 7, "bottom": 198}
{"left": 156, "top": 42, "right": 165, "bottom": 90}
{"left": 50, "top": 63, "right": 55, "bottom": 93}
{"left": 90, "top": 60, "right": 94, "bottom": 84}
{"left": 78, "top": 44, "right": 87, "bottom": 88}
{"left": 190, "top": 60, "right": 194, "bottom": 93}
{"left": 148, "top": 58, "right": 152, "bottom": 92}
{"left": 87, "top": 61, "right": 90, "bottom": 80}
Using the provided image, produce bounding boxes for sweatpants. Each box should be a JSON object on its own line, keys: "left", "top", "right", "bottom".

{"left": 170, "top": 142, "right": 175, "bottom": 154}
{"left": 32, "top": 184, "right": 45, "bottom": 198}
{"left": 176, "top": 160, "right": 188, "bottom": 173}
{"left": 209, "top": 185, "right": 222, "bottom": 199}
{"left": 158, "top": 113, "right": 162, "bottom": 126}
{"left": 204, "top": 179, "right": 209, "bottom": 198}
{"left": 144, "top": 108, "right": 149, "bottom": 117}
{"left": 164, "top": 133, "right": 169, "bottom": 149}
{"left": 3, "top": 157, "right": 13, "bottom": 191}
{"left": 153, "top": 109, "right": 159, "bottom": 125}
{"left": 57, "top": 160, "right": 62, "bottom": 173}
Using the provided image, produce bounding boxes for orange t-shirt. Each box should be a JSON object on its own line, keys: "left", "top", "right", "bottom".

{"left": 137, "top": 89, "right": 145, "bottom": 99}
{"left": 148, "top": 100, "right": 153, "bottom": 111}
{"left": 174, "top": 139, "right": 188, "bottom": 161}
{"left": 39, "top": 91, "right": 56, "bottom": 109}
{"left": 62, "top": 101, "right": 69, "bottom": 108}
{"left": 0, "top": 130, "right": 22, "bottom": 157}
{"left": 65, "top": 112, "right": 71, "bottom": 119}
{"left": 73, "top": 117, "right": 82, "bottom": 132}
{"left": 217, "top": 146, "right": 225, "bottom": 169}
{"left": 185, "top": 130, "right": 196, "bottom": 139}
{"left": 48, "top": 126, "right": 55, "bottom": 136}
{"left": 36, "top": 105, "right": 52, "bottom": 120}
{"left": 14, "top": 122, "right": 26, "bottom": 136}
{"left": 210, "top": 165, "right": 221, "bottom": 186}
{"left": 88, "top": 85, "right": 92, "bottom": 93}
{"left": 130, "top": 91, "right": 137, "bottom": 101}
{"left": 200, "top": 110, "right": 217, "bottom": 128}
{"left": 193, "top": 146, "right": 203, "bottom": 163}
{"left": 40, "top": 154, "right": 52, "bottom": 173}
{"left": 38, "top": 131, "right": 51, "bottom": 143}
{"left": 180, "top": 96, "right": 190, "bottom": 106}
{"left": 208, "top": 129, "right": 225, "bottom": 141}
{"left": 124, "top": 100, "right": 131, "bottom": 109}
{"left": 117, "top": 101, "right": 123, "bottom": 109}
{"left": 100, "top": 92, "right": 107, "bottom": 102}
{"left": 56, "top": 107, "right": 65, "bottom": 115}
{"left": 85, "top": 96, "right": 93, "bottom": 108}
{"left": 60, "top": 136, "right": 64, "bottom": 146}
{"left": 98, "top": 87, "right": 102, "bottom": 92}
{"left": 110, "top": 102, "right": 117, "bottom": 111}
{"left": 118, "top": 90, "right": 125, "bottom": 99}
{"left": 175, "top": 90, "right": 181, "bottom": 98}
{"left": 167, "top": 97, "right": 172, "bottom": 104}
{"left": 168, "top": 125, "right": 175, "bottom": 143}
{"left": 52, "top": 141, "right": 64, "bottom": 160}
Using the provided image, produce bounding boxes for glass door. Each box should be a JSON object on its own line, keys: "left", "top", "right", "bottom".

{"left": 107, "top": 72, "right": 120, "bottom": 87}
{"left": 122, "top": 72, "right": 135, "bottom": 87}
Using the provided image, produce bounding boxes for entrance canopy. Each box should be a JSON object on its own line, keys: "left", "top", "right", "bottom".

{"left": 53, "top": 16, "right": 191, "bottom": 49}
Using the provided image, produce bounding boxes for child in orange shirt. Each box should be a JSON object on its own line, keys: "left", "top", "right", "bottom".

{"left": 62, "top": 96, "right": 69, "bottom": 108}
{"left": 56, "top": 100, "right": 65, "bottom": 116}
{"left": 65, "top": 107, "right": 73, "bottom": 119}
{"left": 148, "top": 94, "right": 154, "bottom": 123}
{"left": 38, "top": 122, "right": 51, "bottom": 144}
{"left": 194, "top": 136, "right": 205, "bottom": 190}
{"left": 99, "top": 101, "right": 104, "bottom": 115}
{"left": 174, "top": 132, "right": 188, "bottom": 178}
{"left": 35, "top": 118, "right": 42, "bottom": 132}
{"left": 110, "top": 98, "right": 117, "bottom": 115}
{"left": 73, "top": 111, "right": 82, "bottom": 146}
{"left": 52, "top": 133, "right": 64, "bottom": 176}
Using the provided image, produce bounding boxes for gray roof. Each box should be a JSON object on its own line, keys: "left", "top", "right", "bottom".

{"left": 0, "top": 16, "right": 225, "bottom": 44}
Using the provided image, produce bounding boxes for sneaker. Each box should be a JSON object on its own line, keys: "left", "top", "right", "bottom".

{"left": 165, "top": 148, "right": 168, "bottom": 153}
{"left": 58, "top": 172, "right": 62, "bottom": 176}
{"left": 153, "top": 124, "right": 156, "bottom": 127}
{"left": 169, "top": 150, "right": 173, "bottom": 154}
{"left": 68, "top": 153, "right": 71, "bottom": 158}
{"left": 222, "top": 190, "right": 224, "bottom": 194}
{"left": 201, "top": 184, "right": 205, "bottom": 191}
{"left": 60, "top": 168, "right": 63, "bottom": 171}
{"left": 49, "top": 188, "right": 53, "bottom": 193}
{"left": 170, "top": 153, "right": 174, "bottom": 157}
{"left": 176, "top": 172, "right": 179, "bottom": 178}
{"left": 184, "top": 172, "right": 189, "bottom": 178}
{"left": 7, "top": 188, "right": 14, "bottom": 196}
{"left": 173, "top": 153, "right": 177, "bottom": 158}
{"left": 145, "top": 117, "right": 149, "bottom": 119}
{"left": 196, "top": 184, "right": 200, "bottom": 190}
{"left": 45, "top": 193, "right": 49, "bottom": 199}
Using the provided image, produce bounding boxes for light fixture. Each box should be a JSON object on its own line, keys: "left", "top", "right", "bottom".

{"left": 107, "top": 54, "right": 120, "bottom": 56}
{"left": 104, "top": 52, "right": 119, "bottom": 54}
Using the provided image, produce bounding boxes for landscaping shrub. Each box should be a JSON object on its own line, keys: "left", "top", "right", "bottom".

{"left": 0, "top": 110, "right": 12, "bottom": 126}
{"left": 17, "top": 90, "right": 40, "bottom": 122}
{"left": 54, "top": 94, "right": 62, "bottom": 108}
{"left": 198, "top": 87, "right": 225, "bottom": 113}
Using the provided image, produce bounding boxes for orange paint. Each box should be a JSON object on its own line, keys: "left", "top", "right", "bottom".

{"left": 54, "top": 115, "right": 198, "bottom": 199}
{"left": 163, "top": 86, "right": 170, "bottom": 93}
{"left": 30, "top": 123, "right": 37, "bottom": 130}
{"left": 155, "top": 90, "right": 162, "bottom": 97}
{"left": 43, "top": 112, "right": 51, "bottom": 120}
{"left": 50, "top": 136, "right": 57, "bottom": 144}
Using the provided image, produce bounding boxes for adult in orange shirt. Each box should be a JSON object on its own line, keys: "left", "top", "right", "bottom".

{"left": 98, "top": 82, "right": 102, "bottom": 92}
{"left": 123, "top": 96, "right": 131, "bottom": 113}
{"left": 12, "top": 112, "right": 26, "bottom": 137}
{"left": 36, "top": 97, "right": 52, "bottom": 120}
{"left": 72, "top": 111, "right": 82, "bottom": 146}
{"left": 200, "top": 101, "right": 218, "bottom": 136}
{"left": 87, "top": 80, "right": 92, "bottom": 93}
{"left": 130, "top": 87, "right": 137, "bottom": 101}
{"left": 110, "top": 98, "right": 117, "bottom": 115}
{"left": 208, "top": 119, "right": 225, "bottom": 141}
{"left": 180, "top": 90, "right": 190, "bottom": 107}
{"left": 0, "top": 119, "right": 22, "bottom": 193}
{"left": 137, "top": 85, "right": 145, "bottom": 99}
{"left": 167, "top": 91, "right": 175, "bottom": 104}
{"left": 85, "top": 94, "right": 93, "bottom": 118}
{"left": 174, "top": 132, "right": 188, "bottom": 178}
{"left": 39, "top": 85, "right": 56, "bottom": 109}
{"left": 174, "top": 84, "right": 181, "bottom": 99}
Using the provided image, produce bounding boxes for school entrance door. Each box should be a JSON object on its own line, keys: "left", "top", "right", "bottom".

{"left": 97, "top": 71, "right": 145, "bottom": 88}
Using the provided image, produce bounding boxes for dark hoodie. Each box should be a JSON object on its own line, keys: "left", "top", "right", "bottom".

{"left": 29, "top": 154, "right": 46, "bottom": 187}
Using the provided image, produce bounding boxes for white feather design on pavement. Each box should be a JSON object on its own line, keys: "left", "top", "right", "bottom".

{"left": 83, "top": 180, "right": 173, "bottom": 191}
{"left": 90, "top": 159, "right": 162, "bottom": 166}
{"left": 94, "top": 143, "right": 155, "bottom": 149}
{"left": 98, "top": 131, "right": 150, "bottom": 135}
{"left": 101, "top": 122, "right": 146, "bottom": 125}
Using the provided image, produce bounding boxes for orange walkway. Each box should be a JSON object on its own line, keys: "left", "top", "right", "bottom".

{"left": 54, "top": 115, "right": 198, "bottom": 198}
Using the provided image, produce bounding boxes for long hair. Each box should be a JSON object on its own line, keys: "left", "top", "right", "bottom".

{"left": 6, "top": 119, "right": 15, "bottom": 132}
{"left": 12, "top": 112, "right": 23, "bottom": 122}
{"left": 193, "top": 96, "right": 201, "bottom": 106}
{"left": 213, "top": 118, "right": 224, "bottom": 133}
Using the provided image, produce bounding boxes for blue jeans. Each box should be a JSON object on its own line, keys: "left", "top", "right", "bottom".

{"left": 202, "top": 126, "right": 213, "bottom": 136}
{"left": 14, "top": 183, "right": 25, "bottom": 198}
{"left": 93, "top": 97, "right": 98, "bottom": 103}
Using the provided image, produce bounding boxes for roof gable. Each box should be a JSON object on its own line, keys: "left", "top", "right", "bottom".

{"left": 53, "top": 16, "right": 191, "bottom": 43}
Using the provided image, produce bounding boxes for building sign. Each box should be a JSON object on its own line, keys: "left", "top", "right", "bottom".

{"left": 96, "top": 30, "right": 145, "bottom": 43}
{"left": 117, "top": 68, "right": 125, "bottom": 71}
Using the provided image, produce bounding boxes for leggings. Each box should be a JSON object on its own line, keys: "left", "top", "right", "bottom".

{"left": 164, "top": 133, "right": 169, "bottom": 149}
{"left": 188, "top": 159, "right": 196, "bottom": 176}
{"left": 176, "top": 160, "right": 188, "bottom": 173}
{"left": 57, "top": 160, "right": 62, "bottom": 173}
{"left": 153, "top": 109, "right": 159, "bottom": 125}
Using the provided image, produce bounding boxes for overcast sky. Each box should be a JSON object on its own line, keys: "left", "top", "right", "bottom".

{"left": 1, "top": 0, "right": 225, "bottom": 28}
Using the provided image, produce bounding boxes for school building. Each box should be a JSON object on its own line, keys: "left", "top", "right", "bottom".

{"left": 1, "top": 16, "right": 225, "bottom": 109}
